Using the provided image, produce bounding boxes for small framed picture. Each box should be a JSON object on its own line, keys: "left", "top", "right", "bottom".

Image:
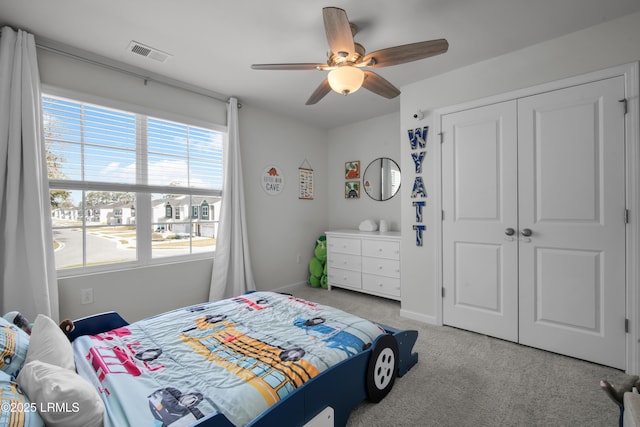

{"left": 345, "top": 181, "right": 360, "bottom": 199}
{"left": 345, "top": 161, "right": 360, "bottom": 179}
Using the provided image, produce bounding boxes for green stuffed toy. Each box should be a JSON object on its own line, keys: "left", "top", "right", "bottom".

{"left": 308, "top": 236, "right": 328, "bottom": 288}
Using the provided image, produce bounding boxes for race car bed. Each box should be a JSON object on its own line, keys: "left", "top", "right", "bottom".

{"left": 67, "top": 291, "right": 418, "bottom": 427}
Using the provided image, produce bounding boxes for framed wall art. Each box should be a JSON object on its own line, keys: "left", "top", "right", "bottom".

{"left": 345, "top": 181, "right": 360, "bottom": 199}
{"left": 345, "top": 161, "right": 360, "bottom": 180}
{"left": 261, "top": 165, "right": 284, "bottom": 196}
{"left": 299, "top": 166, "right": 314, "bottom": 200}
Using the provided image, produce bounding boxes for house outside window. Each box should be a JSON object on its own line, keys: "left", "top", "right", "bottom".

{"left": 44, "top": 93, "right": 224, "bottom": 274}
{"left": 201, "top": 202, "right": 210, "bottom": 220}
{"left": 192, "top": 205, "right": 199, "bottom": 219}
{"left": 114, "top": 208, "right": 123, "bottom": 225}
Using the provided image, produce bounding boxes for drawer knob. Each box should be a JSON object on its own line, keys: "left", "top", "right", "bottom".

{"left": 378, "top": 266, "right": 383, "bottom": 270}
{"left": 378, "top": 248, "right": 383, "bottom": 252}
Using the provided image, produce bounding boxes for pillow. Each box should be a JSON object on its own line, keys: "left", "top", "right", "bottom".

{"left": 0, "top": 370, "right": 45, "bottom": 426}
{"left": 0, "top": 317, "right": 30, "bottom": 379}
{"left": 24, "top": 315, "right": 75, "bottom": 371}
{"left": 16, "top": 360, "right": 104, "bottom": 427}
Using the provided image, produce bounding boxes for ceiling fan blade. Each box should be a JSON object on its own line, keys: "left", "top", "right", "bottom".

{"left": 362, "top": 39, "right": 449, "bottom": 68}
{"left": 323, "top": 7, "right": 355, "bottom": 57}
{"left": 362, "top": 71, "right": 401, "bottom": 99}
{"left": 251, "top": 63, "right": 327, "bottom": 71}
{"left": 305, "top": 79, "right": 332, "bottom": 105}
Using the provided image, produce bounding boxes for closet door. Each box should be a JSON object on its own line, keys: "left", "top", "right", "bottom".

{"left": 517, "top": 77, "right": 627, "bottom": 369}
{"left": 441, "top": 101, "right": 519, "bottom": 342}
{"left": 441, "top": 76, "right": 627, "bottom": 369}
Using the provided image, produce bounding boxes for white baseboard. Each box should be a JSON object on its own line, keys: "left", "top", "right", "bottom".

{"left": 271, "top": 281, "right": 309, "bottom": 294}
{"left": 271, "top": 283, "right": 442, "bottom": 326}
{"left": 400, "top": 308, "right": 439, "bottom": 325}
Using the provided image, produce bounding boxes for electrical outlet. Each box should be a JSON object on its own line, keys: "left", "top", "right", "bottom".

{"left": 81, "top": 288, "right": 94, "bottom": 305}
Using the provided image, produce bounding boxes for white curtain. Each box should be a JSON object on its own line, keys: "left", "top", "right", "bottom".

{"left": 209, "top": 97, "right": 256, "bottom": 300}
{"left": 0, "top": 26, "right": 59, "bottom": 321}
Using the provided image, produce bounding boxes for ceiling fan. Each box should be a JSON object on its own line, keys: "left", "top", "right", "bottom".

{"left": 251, "top": 7, "right": 449, "bottom": 105}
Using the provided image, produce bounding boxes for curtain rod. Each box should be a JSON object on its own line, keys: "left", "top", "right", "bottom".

{"left": 26, "top": 35, "right": 240, "bottom": 107}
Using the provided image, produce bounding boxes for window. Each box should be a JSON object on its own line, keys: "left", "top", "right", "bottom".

{"left": 201, "top": 201, "right": 210, "bottom": 220}
{"left": 44, "top": 93, "right": 224, "bottom": 274}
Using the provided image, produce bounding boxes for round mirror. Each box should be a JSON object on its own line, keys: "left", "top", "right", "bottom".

{"left": 363, "top": 158, "right": 401, "bottom": 201}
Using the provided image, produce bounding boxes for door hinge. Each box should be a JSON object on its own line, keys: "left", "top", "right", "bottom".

{"left": 442, "top": 287, "right": 445, "bottom": 298}
{"left": 442, "top": 210, "right": 445, "bottom": 220}
{"left": 625, "top": 209, "right": 630, "bottom": 224}
{"left": 439, "top": 132, "right": 444, "bottom": 144}
{"left": 619, "top": 98, "right": 628, "bottom": 115}
{"left": 625, "top": 318, "right": 630, "bottom": 333}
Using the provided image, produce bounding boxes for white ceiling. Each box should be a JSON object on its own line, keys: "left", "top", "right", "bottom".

{"left": 2, "top": 0, "right": 640, "bottom": 129}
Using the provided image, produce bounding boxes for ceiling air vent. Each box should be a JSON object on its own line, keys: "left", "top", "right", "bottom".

{"left": 127, "top": 41, "right": 171, "bottom": 63}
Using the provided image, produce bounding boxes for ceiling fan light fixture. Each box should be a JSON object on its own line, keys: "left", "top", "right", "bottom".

{"left": 327, "top": 65, "right": 364, "bottom": 95}
{"left": 251, "top": 7, "right": 447, "bottom": 104}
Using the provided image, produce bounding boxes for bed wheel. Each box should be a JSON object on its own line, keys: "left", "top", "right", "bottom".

{"left": 365, "top": 334, "right": 399, "bottom": 403}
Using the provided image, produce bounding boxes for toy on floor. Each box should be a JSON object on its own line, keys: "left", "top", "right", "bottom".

{"left": 601, "top": 377, "right": 640, "bottom": 427}
{"left": 601, "top": 376, "right": 640, "bottom": 405}
{"left": 308, "top": 235, "right": 328, "bottom": 288}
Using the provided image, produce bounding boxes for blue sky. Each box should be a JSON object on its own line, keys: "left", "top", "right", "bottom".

{"left": 43, "top": 94, "right": 223, "bottom": 206}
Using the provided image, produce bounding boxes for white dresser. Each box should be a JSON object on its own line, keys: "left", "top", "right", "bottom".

{"left": 325, "top": 230, "right": 401, "bottom": 300}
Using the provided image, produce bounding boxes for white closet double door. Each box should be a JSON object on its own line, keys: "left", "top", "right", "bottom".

{"left": 441, "top": 76, "right": 626, "bottom": 369}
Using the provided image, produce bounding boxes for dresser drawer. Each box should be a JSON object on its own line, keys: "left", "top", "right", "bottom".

{"left": 327, "top": 237, "right": 361, "bottom": 255}
{"left": 362, "top": 239, "right": 400, "bottom": 260}
{"left": 362, "top": 274, "right": 401, "bottom": 297}
{"left": 327, "top": 253, "right": 361, "bottom": 272}
{"left": 325, "top": 230, "right": 401, "bottom": 301}
{"left": 362, "top": 257, "right": 400, "bottom": 278}
{"left": 327, "top": 268, "right": 361, "bottom": 289}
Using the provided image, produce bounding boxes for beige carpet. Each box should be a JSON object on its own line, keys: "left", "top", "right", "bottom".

{"left": 292, "top": 286, "right": 630, "bottom": 427}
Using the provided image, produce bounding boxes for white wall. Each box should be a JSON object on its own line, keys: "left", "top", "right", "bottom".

{"left": 238, "top": 104, "right": 329, "bottom": 292}
{"left": 58, "top": 259, "right": 213, "bottom": 322}
{"left": 398, "top": 11, "right": 640, "bottom": 322}
{"left": 327, "top": 112, "right": 401, "bottom": 231}
{"left": 37, "top": 47, "right": 226, "bottom": 127}
{"left": 39, "top": 48, "right": 329, "bottom": 322}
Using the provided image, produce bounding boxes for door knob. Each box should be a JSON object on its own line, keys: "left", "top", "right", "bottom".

{"left": 504, "top": 228, "right": 515, "bottom": 236}
{"left": 521, "top": 228, "right": 533, "bottom": 237}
